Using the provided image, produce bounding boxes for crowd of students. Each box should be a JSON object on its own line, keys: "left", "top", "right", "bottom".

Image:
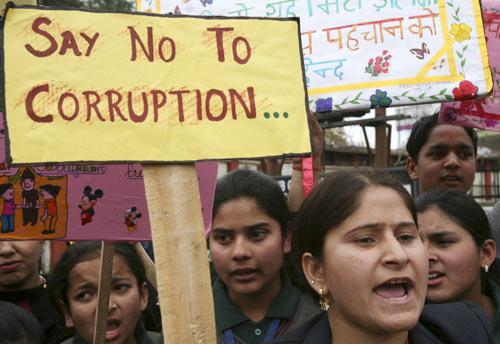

{"left": 1, "top": 113, "right": 499, "bottom": 343}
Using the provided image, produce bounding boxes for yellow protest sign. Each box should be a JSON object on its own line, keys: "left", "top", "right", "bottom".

{"left": 3, "top": 7, "right": 310, "bottom": 164}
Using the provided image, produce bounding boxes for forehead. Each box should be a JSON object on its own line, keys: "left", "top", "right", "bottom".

{"left": 214, "top": 198, "right": 269, "bottom": 223}
{"left": 417, "top": 207, "right": 474, "bottom": 239}
{"left": 423, "top": 124, "right": 474, "bottom": 149}
{"left": 334, "top": 186, "right": 414, "bottom": 232}
{"left": 68, "top": 255, "right": 135, "bottom": 287}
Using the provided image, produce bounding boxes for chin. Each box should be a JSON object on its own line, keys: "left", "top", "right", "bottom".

{"left": 377, "top": 314, "right": 419, "bottom": 333}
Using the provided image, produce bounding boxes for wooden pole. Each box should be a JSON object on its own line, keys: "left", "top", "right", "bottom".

{"left": 142, "top": 164, "right": 215, "bottom": 344}
{"left": 93, "top": 241, "right": 114, "bottom": 344}
{"left": 374, "top": 108, "right": 389, "bottom": 168}
{"left": 134, "top": 242, "right": 157, "bottom": 290}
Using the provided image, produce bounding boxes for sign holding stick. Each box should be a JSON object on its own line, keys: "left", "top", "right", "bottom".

{"left": 93, "top": 241, "right": 115, "bottom": 344}
{"left": 143, "top": 164, "right": 215, "bottom": 343}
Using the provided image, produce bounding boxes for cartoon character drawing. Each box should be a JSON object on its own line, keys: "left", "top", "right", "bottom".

{"left": 20, "top": 168, "right": 39, "bottom": 226}
{"left": 124, "top": 207, "right": 142, "bottom": 232}
{"left": 0, "top": 183, "right": 16, "bottom": 234}
{"left": 39, "top": 184, "right": 62, "bottom": 235}
{"left": 79, "top": 186, "right": 103, "bottom": 226}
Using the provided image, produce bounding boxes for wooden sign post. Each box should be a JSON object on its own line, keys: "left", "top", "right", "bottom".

{"left": 143, "top": 164, "right": 215, "bottom": 343}
{"left": 93, "top": 242, "right": 115, "bottom": 344}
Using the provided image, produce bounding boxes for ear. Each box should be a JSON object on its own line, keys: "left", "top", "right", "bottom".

{"left": 406, "top": 157, "right": 419, "bottom": 181}
{"left": 302, "top": 252, "right": 327, "bottom": 294}
{"left": 282, "top": 230, "right": 292, "bottom": 254}
{"left": 60, "top": 302, "right": 74, "bottom": 328}
{"left": 480, "top": 239, "right": 496, "bottom": 268}
{"left": 139, "top": 282, "right": 149, "bottom": 311}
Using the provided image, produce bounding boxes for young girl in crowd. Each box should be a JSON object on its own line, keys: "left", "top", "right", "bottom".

{"left": 271, "top": 170, "right": 493, "bottom": 344}
{"left": 0, "top": 240, "right": 63, "bottom": 344}
{"left": 49, "top": 241, "right": 161, "bottom": 344}
{"left": 416, "top": 188, "right": 499, "bottom": 340}
{"left": 209, "top": 169, "right": 320, "bottom": 344}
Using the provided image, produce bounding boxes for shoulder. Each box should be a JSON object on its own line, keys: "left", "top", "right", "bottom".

{"left": 266, "top": 312, "right": 330, "bottom": 344}
{"left": 145, "top": 331, "right": 163, "bottom": 344}
{"left": 413, "top": 302, "right": 493, "bottom": 344}
{"left": 60, "top": 337, "right": 74, "bottom": 344}
{"left": 287, "top": 292, "right": 322, "bottom": 332}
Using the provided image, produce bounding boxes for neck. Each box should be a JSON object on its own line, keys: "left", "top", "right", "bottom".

{"left": 466, "top": 289, "right": 496, "bottom": 320}
{"left": 0, "top": 275, "right": 44, "bottom": 292}
{"left": 329, "top": 312, "right": 408, "bottom": 344}
{"left": 228, "top": 275, "right": 282, "bottom": 322}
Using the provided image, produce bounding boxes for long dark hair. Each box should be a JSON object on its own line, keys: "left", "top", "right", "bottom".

{"left": 415, "top": 189, "right": 493, "bottom": 295}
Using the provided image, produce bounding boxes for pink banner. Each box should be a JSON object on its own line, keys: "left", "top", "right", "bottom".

{"left": 0, "top": 113, "right": 217, "bottom": 240}
{"left": 439, "top": 0, "right": 500, "bottom": 130}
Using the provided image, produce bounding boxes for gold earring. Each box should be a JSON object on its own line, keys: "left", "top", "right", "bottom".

{"left": 318, "top": 287, "right": 330, "bottom": 311}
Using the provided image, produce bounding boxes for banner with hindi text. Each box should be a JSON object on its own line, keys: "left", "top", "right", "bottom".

{"left": 163, "top": 0, "right": 492, "bottom": 113}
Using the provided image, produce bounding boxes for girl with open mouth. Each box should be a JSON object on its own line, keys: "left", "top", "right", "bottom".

{"left": 49, "top": 241, "right": 161, "bottom": 344}
{"left": 417, "top": 188, "right": 499, "bottom": 341}
{"left": 269, "top": 169, "right": 493, "bottom": 344}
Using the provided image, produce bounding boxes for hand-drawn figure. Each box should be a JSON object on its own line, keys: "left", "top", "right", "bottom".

{"left": 20, "top": 168, "right": 39, "bottom": 226}
{"left": 0, "top": 183, "right": 16, "bottom": 233}
{"left": 39, "top": 184, "right": 62, "bottom": 235}
{"left": 124, "top": 207, "right": 142, "bottom": 232}
{"left": 79, "top": 186, "right": 103, "bottom": 226}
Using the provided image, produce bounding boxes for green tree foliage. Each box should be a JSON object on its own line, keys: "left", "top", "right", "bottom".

{"left": 85, "top": 0, "right": 133, "bottom": 11}
{"left": 38, "top": 0, "right": 83, "bottom": 8}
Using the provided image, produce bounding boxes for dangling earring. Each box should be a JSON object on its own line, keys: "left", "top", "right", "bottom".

{"left": 207, "top": 250, "right": 212, "bottom": 263}
{"left": 318, "top": 287, "right": 330, "bottom": 311}
{"left": 484, "top": 265, "right": 489, "bottom": 273}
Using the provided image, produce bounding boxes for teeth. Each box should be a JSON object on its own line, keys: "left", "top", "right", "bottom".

{"left": 429, "top": 273, "right": 440, "bottom": 279}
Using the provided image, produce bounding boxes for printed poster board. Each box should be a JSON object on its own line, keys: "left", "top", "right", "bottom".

{"left": 0, "top": 114, "right": 218, "bottom": 240}
{"left": 158, "top": 0, "right": 493, "bottom": 113}
{"left": 440, "top": 0, "right": 500, "bottom": 130}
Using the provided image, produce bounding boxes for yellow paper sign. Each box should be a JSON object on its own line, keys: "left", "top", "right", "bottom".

{"left": 3, "top": 7, "right": 311, "bottom": 164}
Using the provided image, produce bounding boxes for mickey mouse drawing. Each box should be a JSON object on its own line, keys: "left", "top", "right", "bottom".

{"left": 124, "top": 206, "right": 142, "bottom": 232}
{"left": 79, "top": 186, "right": 103, "bottom": 226}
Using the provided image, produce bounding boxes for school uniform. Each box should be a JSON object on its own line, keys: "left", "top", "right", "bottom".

{"left": 213, "top": 274, "right": 321, "bottom": 344}
{"left": 61, "top": 320, "right": 162, "bottom": 344}
{"left": 490, "top": 282, "right": 500, "bottom": 342}
{"left": 266, "top": 302, "right": 493, "bottom": 344}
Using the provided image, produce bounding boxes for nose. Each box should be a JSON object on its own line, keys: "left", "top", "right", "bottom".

{"left": 0, "top": 242, "right": 15, "bottom": 256}
{"left": 382, "top": 237, "right": 409, "bottom": 268}
{"left": 231, "top": 236, "right": 251, "bottom": 261}
{"left": 108, "top": 296, "right": 118, "bottom": 311}
{"left": 443, "top": 152, "right": 459, "bottom": 168}
{"left": 426, "top": 244, "right": 438, "bottom": 264}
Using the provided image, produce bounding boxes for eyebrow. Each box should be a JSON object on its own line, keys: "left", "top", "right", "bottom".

{"left": 427, "top": 143, "right": 473, "bottom": 150}
{"left": 348, "top": 221, "right": 417, "bottom": 233}
{"left": 212, "top": 222, "right": 270, "bottom": 232}
{"left": 74, "top": 282, "right": 96, "bottom": 291}
{"left": 427, "top": 231, "right": 456, "bottom": 240}
{"left": 111, "top": 276, "right": 131, "bottom": 284}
